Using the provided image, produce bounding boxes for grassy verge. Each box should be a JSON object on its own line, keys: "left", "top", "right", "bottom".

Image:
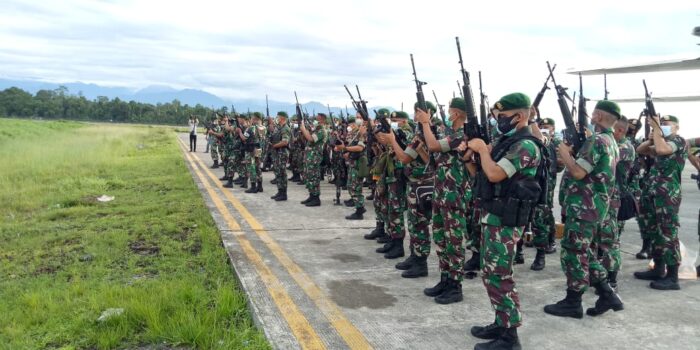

{"left": 0, "top": 119, "right": 269, "bottom": 349}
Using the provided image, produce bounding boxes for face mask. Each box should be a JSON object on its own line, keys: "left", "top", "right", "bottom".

{"left": 497, "top": 114, "right": 518, "bottom": 136}
{"left": 539, "top": 128, "right": 550, "bottom": 136}
{"left": 390, "top": 122, "right": 399, "bottom": 130}
{"left": 346, "top": 126, "right": 352, "bottom": 132}
{"left": 355, "top": 119, "right": 363, "bottom": 126}
{"left": 489, "top": 117, "right": 497, "bottom": 126}
{"left": 313, "top": 120, "right": 319, "bottom": 127}
{"left": 293, "top": 124, "right": 299, "bottom": 129}
{"left": 661, "top": 125, "right": 672, "bottom": 137}
{"left": 444, "top": 119, "right": 453, "bottom": 128}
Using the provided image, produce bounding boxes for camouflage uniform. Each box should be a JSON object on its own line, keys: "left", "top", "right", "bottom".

{"left": 304, "top": 123, "right": 328, "bottom": 196}
{"left": 644, "top": 134, "right": 687, "bottom": 266}
{"left": 224, "top": 126, "right": 239, "bottom": 179}
{"left": 243, "top": 125, "right": 259, "bottom": 183}
{"left": 560, "top": 127, "right": 618, "bottom": 292}
{"left": 381, "top": 124, "right": 412, "bottom": 240}
{"left": 347, "top": 127, "right": 366, "bottom": 209}
{"left": 210, "top": 123, "right": 221, "bottom": 163}
{"left": 532, "top": 136, "right": 561, "bottom": 248}
{"left": 479, "top": 131, "right": 542, "bottom": 329}
{"left": 432, "top": 128, "right": 469, "bottom": 281}
{"left": 291, "top": 125, "right": 305, "bottom": 179}
{"left": 404, "top": 137, "right": 434, "bottom": 257}
{"left": 273, "top": 124, "right": 292, "bottom": 192}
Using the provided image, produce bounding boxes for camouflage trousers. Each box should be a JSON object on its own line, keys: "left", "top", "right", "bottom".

{"left": 374, "top": 184, "right": 386, "bottom": 225}
{"left": 304, "top": 154, "right": 322, "bottom": 196}
{"left": 333, "top": 154, "right": 347, "bottom": 184}
{"left": 560, "top": 217, "right": 608, "bottom": 292}
{"left": 226, "top": 150, "right": 240, "bottom": 179}
{"left": 480, "top": 222, "right": 523, "bottom": 328}
{"left": 383, "top": 177, "right": 406, "bottom": 240}
{"left": 643, "top": 194, "right": 682, "bottom": 266}
{"left": 246, "top": 151, "right": 262, "bottom": 183}
{"left": 593, "top": 207, "right": 621, "bottom": 273}
{"left": 291, "top": 148, "right": 304, "bottom": 175}
{"left": 210, "top": 142, "right": 220, "bottom": 162}
{"left": 636, "top": 195, "right": 655, "bottom": 241}
{"left": 532, "top": 203, "right": 556, "bottom": 249}
{"left": 348, "top": 162, "right": 364, "bottom": 209}
{"left": 465, "top": 199, "right": 480, "bottom": 253}
{"left": 432, "top": 204, "right": 466, "bottom": 281}
{"left": 407, "top": 182, "right": 431, "bottom": 257}
{"left": 274, "top": 149, "right": 289, "bottom": 191}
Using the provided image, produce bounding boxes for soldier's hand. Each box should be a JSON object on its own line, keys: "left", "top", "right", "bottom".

{"left": 359, "top": 125, "right": 367, "bottom": 136}
{"left": 456, "top": 140, "right": 467, "bottom": 152}
{"left": 414, "top": 109, "right": 430, "bottom": 124}
{"left": 558, "top": 142, "right": 572, "bottom": 156}
{"left": 467, "top": 138, "right": 486, "bottom": 153}
{"left": 376, "top": 133, "right": 389, "bottom": 145}
{"left": 648, "top": 114, "right": 661, "bottom": 130}
{"left": 385, "top": 129, "right": 396, "bottom": 142}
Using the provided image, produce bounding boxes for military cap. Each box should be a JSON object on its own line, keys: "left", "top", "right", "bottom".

{"left": 539, "top": 118, "right": 555, "bottom": 127}
{"left": 432, "top": 117, "right": 443, "bottom": 126}
{"left": 449, "top": 97, "right": 467, "bottom": 112}
{"left": 414, "top": 101, "right": 436, "bottom": 114}
{"left": 391, "top": 111, "right": 409, "bottom": 120}
{"left": 494, "top": 93, "right": 531, "bottom": 111}
{"left": 239, "top": 113, "right": 250, "bottom": 120}
{"left": 661, "top": 115, "right": 679, "bottom": 123}
{"left": 376, "top": 108, "right": 391, "bottom": 118}
{"left": 628, "top": 118, "right": 641, "bottom": 127}
{"left": 317, "top": 113, "right": 327, "bottom": 119}
{"left": 594, "top": 100, "right": 621, "bottom": 119}
{"left": 252, "top": 112, "right": 263, "bottom": 119}
{"left": 277, "top": 111, "right": 289, "bottom": 118}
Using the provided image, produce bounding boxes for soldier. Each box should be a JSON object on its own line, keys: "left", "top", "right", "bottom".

{"left": 545, "top": 100, "right": 623, "bottom": 319}
{"left": 416, "top": 98, "right": 470, "bottom": 305}
{"left": 290, "top": 116, "right": 305, "bottom": 185}
{"left": 208, "top": 115, "right": 222, "bottom": 168}
{"left": 627, "top": 117, "right": 653, "bottom": 259}
{"left": 364, "top": 109, "right": 391, "bottom": 243}
{"left": 687, "top": 138, "right": 700, "bottom": 277}
{"left": 221, "top": 114, "right": 240, "bottom": 188}
{"left": 633, "top": 115, "right": 688, "bottom": 290}
{"left": 299, "top": 113, "right": 328, "bottom": 206}
{"left": 379, "top": 110, "right": 434, "bottom": 278}
{"left": 342, "top": 114, "right": 368, "bottom": 220}
{"left": 374, "top": 111, "right": 412, "bottom": 259}
{"left": 467, "top": 93, "right": 544, "bottom": 350}
{"left": 233, "top": 114, "right": 252, "bottom": 189}
{"left": 529, "top": 117, "right": 562, "bottom": 271}
{"left": 242, "top": 112, "right": 264, "bottom": 193}
{"left": 270, "top": 112, "right": 292, "bottom": 201}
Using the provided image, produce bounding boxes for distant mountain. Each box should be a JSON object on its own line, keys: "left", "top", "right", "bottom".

{"left": 0, "top": 78, "right": 394, "bottom": 118}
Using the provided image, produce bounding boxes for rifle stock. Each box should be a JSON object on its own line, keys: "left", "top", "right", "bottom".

{"left": 547, "top": 61, "right": 584, "bottom": 154}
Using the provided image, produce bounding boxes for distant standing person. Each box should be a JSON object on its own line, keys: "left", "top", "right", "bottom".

{"left": 189, "top": 116, "right": 199, "bottom": 152}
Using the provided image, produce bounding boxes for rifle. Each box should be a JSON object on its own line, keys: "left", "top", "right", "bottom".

{"left": 532, "top": 64, "right": 556, "bottom": 124}
{"left": 265, "top": 95, "right": 270, "bottom": 117}
{"left": 547, "top": 61, "right": 584, "bottom": 154}
{"left": 457, "top": 81, "right": 463, "bottom": 98}
{"left": 294, "top": 91, "right": 310, "bottom": 128}
{"left": 604, "top": 74, "right": 609, "bottom": 101}
{"left": 344, "top": 85, "right": 369, "bottom": 120}
{"left": 642, "top": 80, "right": 658, "bottom": 171}
{"left": 433, "top": 90, "right": 447, "bottom": 125}
{"left": 455, "top": 36, "right": 483, "bottom": 142}
{"left": 577, "top": 73, "right": 589, "bottom": 139}
{"left": 478, "top": 71, "right": 491, "bottom": 144}
{"left": 410, "top": 53, "right": 428, "bottom": 136}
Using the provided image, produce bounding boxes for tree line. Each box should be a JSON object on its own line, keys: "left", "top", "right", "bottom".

{"left": 0, "top": 86, "right": 221, "bottom": 125}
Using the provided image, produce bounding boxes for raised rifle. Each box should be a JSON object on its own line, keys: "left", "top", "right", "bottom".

{"left": 642, "top": 80, "right": 657, "bottom": 171}
{"left": 577, "top": 73, "right": 589, "bottom": 140}
{"left": 294, "top": 91, "right": 310, "bottom": 128}
{"left": 265, "top": 95, "right": 270, "bottom": 117}
{"left": 344, "top": 85, "right": 368, "bottom": 120}
{"left": 455, "top": 36, "right": 483, "bottom": 142}
{"left": 547, "top": 61, "right": 584, "bottom": 154}
{"left": 604, "top": 74, "right": 609, "bottom": 100}
{"left": 532, "top": 65, "right": 556, "bottom": 124}
{"left": 411, "top": 53, "right": 428, "bottom": 136}
{"left": 457, "top": 81, "right": 463, "bottom": 98}
{"left": 433, "top": 90, "right": 447, "bottom": 125}
{"left": 478, "top": 71, "right": 491, "bottom": 144}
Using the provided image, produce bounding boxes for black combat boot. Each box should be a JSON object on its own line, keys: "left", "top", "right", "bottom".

{"left": 270, "top": 190, "right": 281, "bottom": 200}
{"left": 424, "top": 273, "right": 449, "bottom": 297}
{"left": 366, "top": 192, "right": 374, "bottom": 201}
{"left": 274, "top": 190, "right": 287, "bottom": 201}
{"left": 514, "top": 241, "right": 524, "bottom": 265}
{"left": 636, "top": 239, "right": 651, "bottom": 259}
{"left": 300, "top": 195, "right": 312, "bottom": 205}
{"left": 219, "top": 174, "right": 229, "bottom": 181}
{"left": 239, "top": 177, "right": 248, "bottom": 189}
{"left": 608, "top": 271, "right": 619, "bottom": 291}
{"left": 384, "top": 238, "right": 405, "bottom": 259}
{"left": 345, "top": 207, "right": 366, "bottom": 220}
{"left": 344, "top": 199, "right": 355, "bottom": 207}
{"left": 270, "top": 177, "right": 278, "bottom": 185}
{"left": 244, "top": 182, "right": 258, "bottom": 193}
{"left": 289, "top": 172, "right": 300, "bottom": 182}
{"left": 257, "top": 181, "right": 263, "bottom": 192}
{"left": 544, "top": 289, "right": 584, "bottom": 319}
{"left": 364, "top": 221, "right": 384, "bottom": 240}
{"left": 474, "top": 327, "right": 522, "bottom": 350}
{"left": 435, "top": 278, "right": 463, "bottom": 304}
{"left": 463, "top": 252, "right": 481, "bottom": 272}
{"left": 211, "top": 160, "right": 219, "bottom": 168}
{"left": 586, "top": 281, "right": 624, "bottom": 316}
{"left": 634, "top": 258, "right": 666, "bottom": 281}
{"left": 530, "top": 249, "right": 546, "bottom": 271}
{"left": 305, "top": 195, "right": 320, "bottom": 207}
{"left": 402, "top": 255, "right": 428, "bottom": 278}
{"left": 233, "top": 176, "right": 244, "bottom": 184}
{"left": 376, "top": 233, "right": 391, "bottom": 244}
{"left": 545, "top": 241, "right": 557, "bottom": 254}
{"left": 376, "top": 240, "right": 394, "bottom": 254}
{"left": 650, "top": 264, "right": 681, "bottom": 290}
{"left": 223, "top": 177, "right": 234, "bottom": 188}
{"left": 329, "top": 177, "right": 337, "bottom": 184}
{"left": 471, "top": 319, "right": 503, "bottom": 340}
{"left": 395, "top": 251, "right": 418, "bottom": 270}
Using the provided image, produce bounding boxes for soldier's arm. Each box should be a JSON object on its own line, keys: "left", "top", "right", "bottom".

{"left": 300, "top": 121, "right": 313, "bottom": 142}
{"left": 468, "top": 139, "right": 508, "bottom": 183}
{"left": 650, "top": 118, "right": 673, "bottom": 156}
{"left": 559, "top": 141, "right": 590, "bottom": 180}
{"left": 688, "top": 151, "right": 700, "bottom": 171}
{"left": 636, "top": 140, "right": 654, "bottom": 156}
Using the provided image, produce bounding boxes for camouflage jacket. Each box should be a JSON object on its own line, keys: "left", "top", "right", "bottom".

{"left": 305, "top": 124, "right": 327, "bottom": 159}
{"left": 433, "top": 127, "right": 470, "bottom": 208}
{"left": 614, "top": 137, "right": 637, "bottom": 203}
{"left": 562, "top": 127, "right": 619, "bottom": 222}
{"left": 644, "top": 134, "right": 688, "bottom": 206}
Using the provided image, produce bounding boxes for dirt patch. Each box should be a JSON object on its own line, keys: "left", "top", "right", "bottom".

{"left": 129, "top": 240, "right": 160, "bottom": 256}
{"left": 310, "top": 239, "right": 332, "bottom": 245}
{"left": 186, "top": 239, "right": 202, "bottom": 255}
{"left": 330, "top": 253, "right": 362, "bottom": 263}
{"left": 327, "top": 279, "right": 397, "bottom": 309}
{"left": 34, "top": 265, "right": 59, "bottom": 276}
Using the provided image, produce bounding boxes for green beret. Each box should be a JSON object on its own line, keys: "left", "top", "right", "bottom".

{"left": 540, "top": 118, "right": 555, "bottom": 127}
{"left": 432, "top": 117, "right": 443, "bottom": 126}
{"left": 240, "top": 113, "right": 250, "bottom": 120}
{"left": 449, "top": 97, "right": 467, "bottom": 112}
{"left": 277, "top": 111, "right": 289, "bottom": 118}
{"left": 347, "top": 115, "right": 356, "bottom": 123}
{"left": 291, "top": 114, "right": 299, "bottom": 121}
{"left": 594, "top": 100, "right": 621, "bottom": 119}
{"left": 252, "top": 112, "right": 263, "bottom": 119}
{"left": 661, "top": 115, "right": 679, "bottom": 123}
{"left": 391, "top": 111, "right": 409, "bottom": 120}
{"left": 414, "top": 101, "right": 436, "bottom": 114}
{"left": 317, "top": 113, "right": 327, "bottom": 119}
{"left": 376, "top": 108, "right": 391, "bottom": 118}
{"left": 494, "top": 93, "right": 531, "bottom": 111}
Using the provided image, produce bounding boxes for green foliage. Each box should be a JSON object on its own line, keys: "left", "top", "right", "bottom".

{"left": 0, "top": 119, "right": 269, "bottom": 349}
{"left": 0, "top": 86, "right": 219, "bottom": 125}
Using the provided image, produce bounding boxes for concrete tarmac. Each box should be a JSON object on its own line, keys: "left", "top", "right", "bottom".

{"left": 178, "top": 134, "right": 700, "bottom": 350}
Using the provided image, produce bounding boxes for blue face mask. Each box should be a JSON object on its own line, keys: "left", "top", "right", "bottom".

{"left": 444, "top": 119, "right": 452, "bottom": 128}
{"left": 661, "top": 125, "right": 672, "bottom": 137}
{"left": 390, "top": 122, "right": 399, "bottom": 130}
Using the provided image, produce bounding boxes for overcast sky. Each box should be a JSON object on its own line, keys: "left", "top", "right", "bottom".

{"left": 1, "top": 0, "right": 699, "bottom": 134}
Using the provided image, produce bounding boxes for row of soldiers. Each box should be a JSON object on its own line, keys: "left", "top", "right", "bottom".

{"left": 204, "top": 94, "right": 695, "bottom": 350}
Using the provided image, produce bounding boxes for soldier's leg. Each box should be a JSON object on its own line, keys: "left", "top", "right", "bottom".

{"left": 407, "top": 185, "right": 431, "bottom": 257}
{"left": 386, "top": 180, "right": 406, "bottom": 240}
{"left": 652, "top": 199, "right": 682, "bottom": 267}
{"left": 560, "top": 217, "right": 599, "bottom": 293}
{"left": 432, "top": 206, "right": 449, "bottom": 275}
{"left": 352, "top": 167, "right": 364, "bottom": 209}
{"left": 310, "top": 159, "right": 321, "bottom": 197}
{"left": 532, "top": 204, "right": 549, "bottom": 249}
{"left": 481, "top": 223, "right": 522, "bottom": 328}
{"left": 210, "top": 143, "right": 219, "bottom": 162}
{"left": 596, "top": 209, "right": 621, "bottom": 274}
{"left": 277, "top": 152, "right": 289, "bottom": 192}
{"left": 347, "top": 165, "right": 357, "bottom": 200}
{"left": 443, "top": 207, "right": 466, "bottom": 282}
{"left": 635, "top": 195, "right": 655, "bottom": 258}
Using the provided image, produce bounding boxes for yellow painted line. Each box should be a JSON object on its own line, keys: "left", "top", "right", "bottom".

{"left": 178, "top": 140, "right": 326, "bottom": 350}
{"left": 178, "top": 137, "right": 373, "bottom": 349}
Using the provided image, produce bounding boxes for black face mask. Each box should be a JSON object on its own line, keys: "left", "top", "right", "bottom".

{"left": 497, "top": 113, "right": 519, "bottom": 135}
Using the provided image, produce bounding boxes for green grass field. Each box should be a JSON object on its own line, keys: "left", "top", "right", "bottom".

{"left": 0, "top": 118, "right": 269, "bottom": 349}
